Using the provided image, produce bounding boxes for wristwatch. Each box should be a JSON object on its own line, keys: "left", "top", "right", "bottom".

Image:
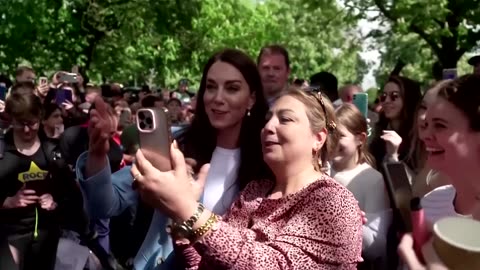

{"left": 168, "top": 203, "right": 205, "bottom": 239}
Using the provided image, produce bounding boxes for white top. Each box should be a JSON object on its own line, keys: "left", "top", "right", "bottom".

{"left": 331, "top": 163, "right": 392, "bottom": 263}
{"left": 422, "top": 185, "right": 471, "bottom": 226}
{"left": 202, "top": 146, "right": 241, "bottom": 215}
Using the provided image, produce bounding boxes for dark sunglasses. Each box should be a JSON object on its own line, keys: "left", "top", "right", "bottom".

{"left": 379, "top": 92, "right": 400, "bottom": 103}
{"left": 12, "top": 120, "right": 40, "bottom": 129}
{"left": 304, "top": 87, "right": 336, "bottom": 131}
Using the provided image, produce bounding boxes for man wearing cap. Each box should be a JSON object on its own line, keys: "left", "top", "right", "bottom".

{"left": 468, "top": 55, "right": 480, "bottom": 75}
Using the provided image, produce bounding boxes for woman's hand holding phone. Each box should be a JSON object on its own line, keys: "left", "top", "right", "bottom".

{"left": 130, "top": 143, "right": 210, "bottom": 222}
{"left": 62, "top": 100, "right": 74, "bottom": 111}
{"left": 35, "top": 77, "right": 49, "bottom": 98}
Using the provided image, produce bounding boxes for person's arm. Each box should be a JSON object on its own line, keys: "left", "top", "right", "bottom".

{"left": 189, "top": 185, "right": 362, "bottom": 270}
{"left": 360, "top": 172, "right": 392, "bottom": 258}
{"left": 76, "top": 151, "right": 138, "bottom": 219}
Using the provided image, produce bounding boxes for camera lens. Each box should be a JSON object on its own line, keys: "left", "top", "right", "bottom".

{"left": 146, "top": 117, "right": 152, "bottom": 125}
{"left": 138, "top": 112, "right": 145, "bottom": 120}
{"left": 139, "top": 122, "right": 146, "bottom": 130}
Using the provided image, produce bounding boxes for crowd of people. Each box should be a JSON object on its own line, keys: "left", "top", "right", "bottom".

{"left": 0, "top": 44, "right": 479, "bottom": 270}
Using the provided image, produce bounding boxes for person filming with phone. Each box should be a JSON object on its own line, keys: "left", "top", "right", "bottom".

{"left": 0, "top": 83, "right": 84, "bottom": 270}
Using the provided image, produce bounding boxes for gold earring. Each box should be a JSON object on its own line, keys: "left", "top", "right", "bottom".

{"left": 247, "top": 109, "right": 251, "bottom": 117}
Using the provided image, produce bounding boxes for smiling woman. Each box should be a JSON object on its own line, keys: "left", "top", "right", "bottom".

{"left": 369, "top": 76, "right": 422, "bottom": 170}
{"left": 398, "top": 75, "right": 480, "bottom": 270}
{"left": 74, "top": 49, "right": 272, "bottom": 270}
{"left": 131, "top": 87, "right": 363, "bottom": 269}
{"left": 420, "top": 75, "right": 480, "bottom": 225}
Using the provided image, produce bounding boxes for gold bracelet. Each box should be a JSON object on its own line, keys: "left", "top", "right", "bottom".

{"left": 192, "top": 213, "right": 219, "bottom": 240}
{"left": 167, "top": 203, "right": 205, "bottom": 239}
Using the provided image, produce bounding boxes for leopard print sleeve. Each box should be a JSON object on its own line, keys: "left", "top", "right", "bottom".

{"left": 191, "top": 178, "right": 363, "bottom": 270}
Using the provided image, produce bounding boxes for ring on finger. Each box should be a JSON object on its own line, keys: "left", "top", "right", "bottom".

{"left": 133, "top": 173, "right": 142, "bottom": 182}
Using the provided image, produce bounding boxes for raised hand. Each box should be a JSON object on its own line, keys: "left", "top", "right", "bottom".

{"left": 36, "top": 83, "right": 50, "bottom": 98}
{"left": 88, "top": 96, "right": 117, "bottom": 157}
{"left": 381, "top": 130, "right": 402, "bottom": 160}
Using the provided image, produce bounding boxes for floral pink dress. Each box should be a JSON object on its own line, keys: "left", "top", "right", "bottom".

{"left": 177, "top": 175, "right": 363, "bottom": 269}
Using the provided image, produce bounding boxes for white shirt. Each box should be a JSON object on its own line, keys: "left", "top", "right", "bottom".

{"left": 422, "top": 185, "right": 472, "bottom": 226}
{"left": 331, "top": 163, "right": 392, "bottom": 263}
{"left": 202, "top": 147, "right": 241, "bottom": 215}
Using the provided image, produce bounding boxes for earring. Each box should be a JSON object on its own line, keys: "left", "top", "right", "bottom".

{"left": 247, "top": 109, "right": 251, "bottom": 117}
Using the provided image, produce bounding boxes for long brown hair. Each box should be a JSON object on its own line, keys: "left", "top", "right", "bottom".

{"left": 438, "top": 74, "right": 480, "bottom": 131}
{"left": 370, "top": 75, "right": 422, "bottom": 168}
{"left": 335, "top": 103, "right": 376, "bottom": 168}
{"left": 284, "top": 87, "right": 338, "bottom": 172}
{"left": 183, "top": 48, "right": 271, "bottom": 190}
{"left": 406, "top": 80, "right": 452, "bottom": 172}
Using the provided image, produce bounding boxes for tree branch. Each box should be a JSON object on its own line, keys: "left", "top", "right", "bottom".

{"left": 458, "top": 29, "right": 480, "bottom": 58}
{"left": 373, "top": 0, "right": 396, "bottom": 21}
{"left": 409, "top": 24, "right": 442, "bottom": 56}
{"left": 374, "top": 0, "right": 442, "bottom": 56}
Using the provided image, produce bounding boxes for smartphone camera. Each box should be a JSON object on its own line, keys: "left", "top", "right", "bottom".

{"left": 137, "top": 110, "right": 155, "bottom": 132}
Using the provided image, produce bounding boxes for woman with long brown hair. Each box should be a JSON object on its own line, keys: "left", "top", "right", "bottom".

{"left": 369, "top": 76, "right": 422, "bottom": 169}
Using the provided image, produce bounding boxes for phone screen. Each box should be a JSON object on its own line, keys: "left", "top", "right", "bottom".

{"left": 442, "top": 69, "right": 457, "bottom": 80}
{"left": 353, "top": 93, "right": 369, "bottom": 118}
{"left": 0, "top": 85, "right": 6, "bottom": 101}
{"left": 55, "top": 89, "right": 73, "bottom": 105}
{"left": 59, "top": 73, "right": 78, "bottom": 83}
{"left": 65, "top": 89, "right": 73, "bottom": 103}
{"left": 383, "top": 162, "right": 413, "bottom": 230}
{"left": 39, "top": 77, "right": 48, "bottom": 86}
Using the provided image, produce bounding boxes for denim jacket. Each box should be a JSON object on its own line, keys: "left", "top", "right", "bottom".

{"left": 75, "top": 152, "right": 178, "bottom": 270}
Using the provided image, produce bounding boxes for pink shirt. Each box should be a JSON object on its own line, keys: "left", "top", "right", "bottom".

{"left": 177, "top": 175, "right": 363, "bottom": 269}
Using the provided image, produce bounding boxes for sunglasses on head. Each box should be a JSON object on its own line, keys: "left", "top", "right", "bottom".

{"left": 379, "top": 92, "right": 400, "bottom": 103}
{"left": 304, "top": 87, "right": 336, "bottom": 131}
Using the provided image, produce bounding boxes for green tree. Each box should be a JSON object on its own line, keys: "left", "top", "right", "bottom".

{"left": 345, "top": 0, "right": 480, "bottom": 72}
{"left": 0, "top": 0, "right": 369, "bottom": 88}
